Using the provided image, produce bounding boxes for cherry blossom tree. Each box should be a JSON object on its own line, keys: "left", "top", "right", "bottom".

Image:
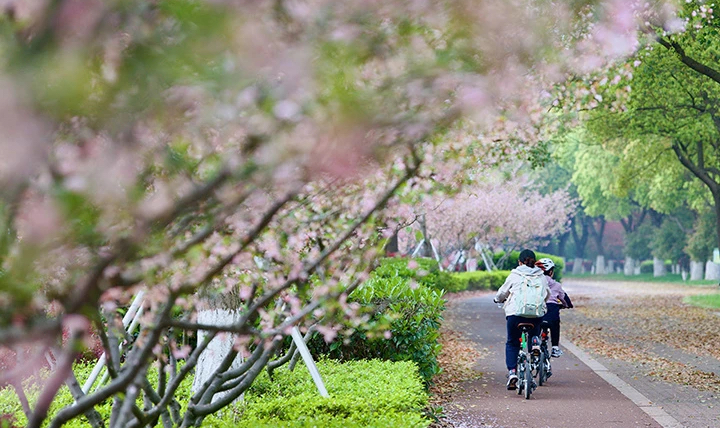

{"left": 0, "top": 0, "right": 678, "bottom": 426}
{"left": 420, "top": 172, "right": 574, "bottom": 269}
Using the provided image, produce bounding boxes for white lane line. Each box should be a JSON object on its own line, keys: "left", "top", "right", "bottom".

{"left": 563, "top": 340, "right": 684, "bottom": 428}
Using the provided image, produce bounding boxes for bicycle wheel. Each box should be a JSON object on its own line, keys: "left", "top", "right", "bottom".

{"left": 538, "top": 352, "right": 548, "bottom": 386}
{"left": 516, "top": 358, "right": 523, "bottom": 395}
{"left": 524, "top": 361, "right": 532, "bottom": 399}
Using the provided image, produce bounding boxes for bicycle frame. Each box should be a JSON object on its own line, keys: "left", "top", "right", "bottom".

{"left": 537, "top": 321, "right": 552, "bottom": 386}
{"left": 516, "top": 323, "right": 538, "bottom": 399}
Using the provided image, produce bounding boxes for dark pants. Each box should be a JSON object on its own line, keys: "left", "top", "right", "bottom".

{"left": 505, "top": 315, "right": 541, "bottom": 370}
{"left": 542, "top": 303, "right": 561, "bottom": 347}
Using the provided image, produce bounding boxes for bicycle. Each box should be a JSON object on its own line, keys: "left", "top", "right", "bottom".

{"left": 537, "top": 320, "right": 552, "bottom": 386}
{"left": 516, "top": 323, "right": 539, "bottom": 399}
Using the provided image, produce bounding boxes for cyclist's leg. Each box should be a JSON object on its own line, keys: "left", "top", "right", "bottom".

{"left": 505, "top": 315, "right": 523, "bottom": 370}
{"left": 528, "top": 318, "right": 542, "bottom": 354}
{"left": 551, "top": 319, "right": 560, "bottom": 347}
{"left": 546, "top": 303, "right": 561, "bottom": 346}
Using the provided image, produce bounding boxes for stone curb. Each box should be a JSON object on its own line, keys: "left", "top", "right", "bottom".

{"left": 563, "top": 340, "right": 684, "bottom": 428}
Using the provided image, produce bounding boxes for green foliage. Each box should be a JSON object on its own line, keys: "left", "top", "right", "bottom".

{"left": 372, "top": 258, "right": 456, "bottom": 292}
{"left": 218, "top": 359, "right": 429, "bottom": 428}
{"left": 492, "top": 251, "right": 565, "bottom": 280}
{"left": 450, "top": 270, "right": 510, "bottom": 291}
{"left": 0, "top": 360, "right": 194, "bottom": 427}
{"left": 651, "top": 218, "right": 687, "bottom": 261}
{"left": 308, "top": 258, "right": 445, "bottom": 385}
{"left": 624, "top": 223, "right": 654, "bottom": 260}
{"left": 686, "top": 209, "right": 716, "bottom": 262}
{"left": 639, "top": 260, "right": 654, "bottom": 274}
{"left": 572, "top": 2, "right": 720, "bottom": 249}
{"left": 0, "top": 360, "right": 428, "bottom": 428}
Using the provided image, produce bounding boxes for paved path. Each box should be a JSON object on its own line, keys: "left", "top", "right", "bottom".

{"left": 441, "top": 292, "right": 663, "bottom": 428}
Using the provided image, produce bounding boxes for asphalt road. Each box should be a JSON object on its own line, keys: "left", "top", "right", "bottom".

{"left": 441, "top": 293, "right": 662, "bottom": 428}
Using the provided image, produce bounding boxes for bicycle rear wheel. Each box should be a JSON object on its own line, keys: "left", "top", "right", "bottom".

{"left": 524, "top": 362, "right": 532, "bottom": 399}
{"left": 538, "top": 352, "right": 548, "bottom": 386}
{"left": 516, "top": 358, "right": 523, "bottom": 395}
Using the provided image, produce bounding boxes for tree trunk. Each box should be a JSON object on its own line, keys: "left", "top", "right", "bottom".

{"left": 715, "top": 193, "right": 720, "bottom": 254}
{"left": 705, "top": 261, "right": 720, "bottom": 280}
{"left": 594, "top": 255, "right": 606, "bottom": 275}
{"left": 623, "top": 257, "right": 634, "bottom": 275}
{"left": 572, "top": 257, "right": 584, "bottom": 274}
{"left": 690, "top": 260, "right": 704, "bottom": 280}
{"left": 384, "top": 232, "right": 399, "bottom": 255}
{"left": 557, "top": 231, "right": 569, "bottom": 258}
{"left": 192, "top": 309, "right": 244, "bottom": 405}
{"left": 570, "top": 215, "right": 590, "bottom": 259}
{"left": 590, "top": 217, "right": 606, "bottom": 257}
{"left": 653, "top": 257, "right": 666, "bottom": 277}
{"left": 419, "top": 215, "right": 431, "bottom": 258}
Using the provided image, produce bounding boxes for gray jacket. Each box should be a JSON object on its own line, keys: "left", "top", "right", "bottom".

{"left": 495, "top": 265, "right": 550, "bottom": 317}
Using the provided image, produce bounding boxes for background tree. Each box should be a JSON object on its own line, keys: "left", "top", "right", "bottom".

{"left": 564, "top": 0, "right": 720, "bottom": 253}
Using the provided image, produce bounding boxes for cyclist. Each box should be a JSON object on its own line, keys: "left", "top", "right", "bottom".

{"left": 536, "top": 258, "right": 567, "bottom": 358}
{"left": 494, "top": 249, "right": 550, "bottom": 390}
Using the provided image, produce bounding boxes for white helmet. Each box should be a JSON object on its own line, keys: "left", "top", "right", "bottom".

{"left": 535, "top": 258, "right": 555, "bottom": 272}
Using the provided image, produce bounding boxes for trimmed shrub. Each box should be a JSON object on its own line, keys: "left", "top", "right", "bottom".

{"left": 308, "top": 264, "right": 445, "bottom": 385}
{"left": 0, "top": 361, "right": 195, "bottom": 428}
{"left": 220, "top": 359, "right": 429, "bottom": 428}
{"left": 0, "top": 360, "right": 428, "bottom": 428}
{"left": 450, "top": 270, "right": 510, "bottom": 291}
{"left": 491, "top": 251, "right": 565, "bottom": 280}
{"left": 373, "top": 257, "right": 460, "bottom": 292}
{"left": 639, "top": 259, "right": 672, "bottom": 274}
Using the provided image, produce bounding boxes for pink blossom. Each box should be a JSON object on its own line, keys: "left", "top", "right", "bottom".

{"left": 316, "top": 324, "right": 338, "bottom": 343}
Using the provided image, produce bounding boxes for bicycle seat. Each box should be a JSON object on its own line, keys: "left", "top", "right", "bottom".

{"left": 517, "top": 323, "right": 535, "bottom": 330}
{"left": 540, "top": 320, "right": 551, "bottom": 329}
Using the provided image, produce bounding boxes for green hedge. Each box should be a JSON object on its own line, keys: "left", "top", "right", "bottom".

{"left": 640, "top": 260, "right": 653, "bottom": 273}
{"left": 491, "top": 251, "right": 565, "bottom": 280}
{"left": 639, "top": 260, "right": 672, "bottom": 274}
{"left": 372, "top": 257, "right": 458, "bottom": 292}
{"left": 0, "top": 360, "right": 428, "bottom": 428}
{"left": 309, "top": 271, "right": 444, "bottom": 385}
{"left": 0, "top": 361, "right": 194, "bottom": 428}
{"left": 450, "top": 270, "right": 511, "bottom": 291}
{"left": 221, "top": 359, "right": 429, "bottom": 428}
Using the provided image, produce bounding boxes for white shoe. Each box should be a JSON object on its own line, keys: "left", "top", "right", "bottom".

{"left": 551, "top": 347, "right": 563, "bottom": 358}
{"left": 506, "top": 370, "right": 518, "bottom": 390}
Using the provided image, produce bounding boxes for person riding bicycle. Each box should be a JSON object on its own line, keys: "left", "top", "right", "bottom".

{"left": 535, "top": 258, "right": 568, "bottom": 358}
{"left": 494, "top": 249, "right": 550, "bottom": 390}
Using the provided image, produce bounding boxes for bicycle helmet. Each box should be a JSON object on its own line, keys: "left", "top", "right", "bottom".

{"left": 535, "top": 258, "right": 555, "bottom": 272}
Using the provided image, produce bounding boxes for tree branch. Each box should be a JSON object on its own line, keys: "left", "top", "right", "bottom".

{"left": 657, "top": 36, "right": 720, "bottom": 85}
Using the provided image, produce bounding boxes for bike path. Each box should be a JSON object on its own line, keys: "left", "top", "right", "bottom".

{"left": 441, "top": 293, "right": 662, "bottom": 428}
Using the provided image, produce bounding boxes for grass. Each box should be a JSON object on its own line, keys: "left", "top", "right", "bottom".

{"left": 684, "top": 293, "right": 720, "bottom": 309}
{"left": 565, "top": 272, "right": 718, "bottom": 286}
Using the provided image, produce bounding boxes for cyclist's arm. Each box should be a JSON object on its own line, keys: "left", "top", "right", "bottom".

{"left": 542, "top": 277, "right": 551, "bottom": 302}
{"left": 494, "top": 274, "right": 513, "bottom": 303}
